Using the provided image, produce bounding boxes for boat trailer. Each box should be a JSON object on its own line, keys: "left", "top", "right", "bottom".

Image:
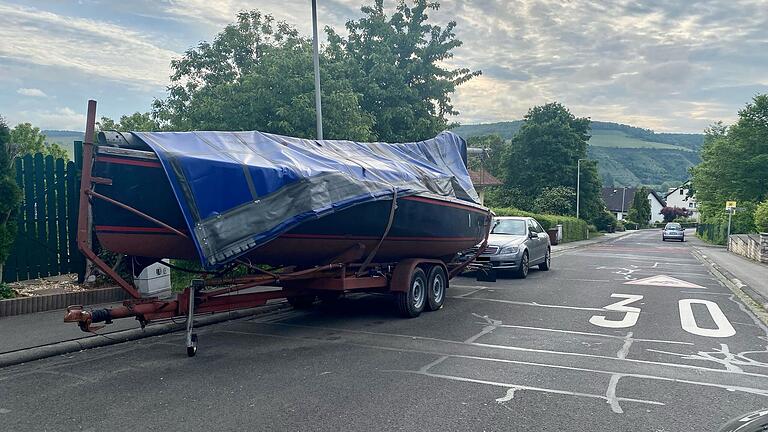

{"left": 64, "top": 100, "right": 491, "bottom": 356}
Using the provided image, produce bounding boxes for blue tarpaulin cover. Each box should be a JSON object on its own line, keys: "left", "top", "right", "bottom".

{"left": 131, "top": 130, "right": 480, "bottom": 268}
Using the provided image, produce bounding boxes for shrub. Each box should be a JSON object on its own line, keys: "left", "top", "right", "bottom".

{"left": 756, "top": 200, "right": 768, "bottom": 233}
{"left": 492, "top": 207, "right": 589, "bottom": 242}
{"left": 532, "top": 186, "right": 575, "bottom": 216}
{"left": 591, "top": 210, "right": 618, "bottom": 232}
{"left": 0, "top": 282, "right": 15, "bottom": 299}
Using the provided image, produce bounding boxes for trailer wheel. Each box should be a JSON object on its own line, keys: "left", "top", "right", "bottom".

{"left": 426, "top": 266, "right": 447, "bottom": 311}
{"left": 396, "top": 267, "right": 427, "bottom": 318}
{"left": 287, "top": 295, "right": 316, "bottom": 309}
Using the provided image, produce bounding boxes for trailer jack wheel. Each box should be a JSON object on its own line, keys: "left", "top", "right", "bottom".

{"left": 187, "top": 334, "right": 198, "bottom": 357}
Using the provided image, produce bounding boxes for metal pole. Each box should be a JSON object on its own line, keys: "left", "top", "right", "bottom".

{"left": 576, "top": 159, "right": 581, "bottom": 219}
{"left": 621, "top": 187, "right": 626, "bottom": 219}
{"left": 727, "top": 209, "right": 733, "bottom": 249}
{"left": 311, "top": 0, "right": 323, "bottom": 140}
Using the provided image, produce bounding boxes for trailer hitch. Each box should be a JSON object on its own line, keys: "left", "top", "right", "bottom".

{"left": 63, "top": 305, "right": 110, "bottom": 333}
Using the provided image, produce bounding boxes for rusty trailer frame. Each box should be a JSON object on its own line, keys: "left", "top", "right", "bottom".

{"left": 64, "top": 100, "right": 490, "bottom": 356}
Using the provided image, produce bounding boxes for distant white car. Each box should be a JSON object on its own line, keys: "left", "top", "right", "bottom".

{"left": 662, "top": 222, "right": 685, "bottom": 242}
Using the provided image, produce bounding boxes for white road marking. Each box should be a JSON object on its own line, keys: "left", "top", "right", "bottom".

{"left": 606, "top": 374, "right": 626, "bottom": 414}
{"left": 679, "top": 299, "right": 736, "bottom": 337}
{"left": 239, "top": 320, "right": 768, "bottom": 378}
{"left": 487, "top": 323, "right": 693, "bottom": 345}
{"left": 625, "top": 275, "right": 706, "bottom": 289}
{"left": 392, "top": 369, "right": 665, "bottom": 408}
{"left": 495, "top": 387, "right": 519, "bottom": 403}
{"left": 589, "top": 294, "right": 643, "bottom": 328}
{"left": 455, "top": 287, "right": 487, "bottom": 298}
{"left": 450, "top": 296, "right": 604, "bottom": 311}
{"left": 465, "top": 314, "right": 500, "bottom": 343}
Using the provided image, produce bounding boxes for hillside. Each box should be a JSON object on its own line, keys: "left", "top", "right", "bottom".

{"left": 42, "top": 130, "right": 83, "bottom": 160}
{"left": 451, "top": 121, "right": 704, "bottom": 190}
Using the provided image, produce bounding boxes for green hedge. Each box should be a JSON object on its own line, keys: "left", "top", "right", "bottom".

{"left": 491, "top": 207, "right": 589, "bottom": 243}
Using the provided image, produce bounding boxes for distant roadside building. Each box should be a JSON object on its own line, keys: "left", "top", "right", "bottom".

{"left": 601, "top": 187, "right": 666, "bottom": 224}
{"left": 469, "top": 168, "right": 502, "bottom": 205}
{"left": 664, "top": 181, "right": 699, "bottom": 221}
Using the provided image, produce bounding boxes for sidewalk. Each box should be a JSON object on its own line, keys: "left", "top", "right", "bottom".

{"left": 688, "top": 234, "right": 768, "bottom": 308}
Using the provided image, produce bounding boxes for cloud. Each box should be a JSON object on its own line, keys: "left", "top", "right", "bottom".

{"left": 16, "top": 88, "right": 47, "bottom": 98}
{"left": 14, "top": 107, "right": 86, "bottom": 131}
{"left": 0, "top": 3, "right": 178, "bottom": 89}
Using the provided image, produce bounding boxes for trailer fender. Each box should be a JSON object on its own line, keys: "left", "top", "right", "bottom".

{"left": 390, "top": 259, "right": 447, "bottom": 293}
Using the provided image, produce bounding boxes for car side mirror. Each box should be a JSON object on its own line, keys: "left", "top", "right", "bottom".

{"left": 528, "top": 228, "right": 537, "bottom": 239}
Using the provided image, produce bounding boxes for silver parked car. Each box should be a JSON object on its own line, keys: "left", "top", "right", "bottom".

{"left": 476, "top": 216, "right": 551, "bottom": 278}
{"left": 662, "top": 222, "right": 685, "bottom": 241}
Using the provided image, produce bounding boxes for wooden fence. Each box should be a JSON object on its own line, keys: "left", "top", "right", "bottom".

{"left": 2, "top": 142, "right": 85, "bottom": 282}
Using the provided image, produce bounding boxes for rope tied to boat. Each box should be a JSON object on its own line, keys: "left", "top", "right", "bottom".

{"left": 356, "top": 188, "right": 398, "bottom": 277}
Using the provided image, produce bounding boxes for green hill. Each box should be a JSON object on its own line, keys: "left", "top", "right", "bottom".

{"left": 42, "top": 130, "right": 84, "bottom": 160}
{"left": 451, "top": 120, "right": 704, "bottom": 190}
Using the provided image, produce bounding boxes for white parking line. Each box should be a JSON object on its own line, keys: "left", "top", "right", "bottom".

{"left": 487, "top": 323, "right": 693, "bottom": 345}
{"left": 449, "top": 295, "right": 604, "bottom": 311}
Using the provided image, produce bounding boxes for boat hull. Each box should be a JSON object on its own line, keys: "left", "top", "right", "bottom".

{"left": 92, "top": 147, "right": 490, "bottom": 266}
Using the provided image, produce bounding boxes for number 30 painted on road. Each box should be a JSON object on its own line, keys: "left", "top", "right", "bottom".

{"left": 590, "top": 295, "right": 736, "bottom": 338}
{"left": 589, "top": 294, "right": 643, "bottom": 328}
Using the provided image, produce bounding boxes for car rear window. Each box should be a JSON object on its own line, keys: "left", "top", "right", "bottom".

{"left": 665, "top": 223, "right": 682, "bottom": 229}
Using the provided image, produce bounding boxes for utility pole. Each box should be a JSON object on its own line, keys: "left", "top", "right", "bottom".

{"left": 311, "top": 0, "right": 323, "bottom": 139}
{"left": 726, "top": 208, "right": 733, "bottom": 250}
{"left": 576, "top": 158, "right": 587, "bottom": 219}
{"left": 621, "top": 187, "right": 626, "bottom": 220}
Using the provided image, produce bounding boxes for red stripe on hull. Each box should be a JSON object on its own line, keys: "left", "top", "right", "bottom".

{"left": 401, "top": 195, "right": 487, "bottom": 214}
{"left": 96, "top": 156, "right": 162, "bottom": 169}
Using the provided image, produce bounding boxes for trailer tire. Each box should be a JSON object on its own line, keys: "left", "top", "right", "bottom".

{"left": 426, "top": 265, "right": 447, "bottom": 311}
{"left": 396, "top": 267, "right": 427, "bottom": 318}
{"left": 287, "top": 295, "right": 316, "bottom": 309}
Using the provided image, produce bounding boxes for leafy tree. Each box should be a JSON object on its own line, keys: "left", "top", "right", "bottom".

{"left": 483, "top": 185, "right": 532, "bottom": 210}
{"left": 9, "top": 123, "right": 68, "bottom": 160}
{"left": 153, "top": 10, "right": 374, "bottom": 140}
{"left": 466, "top": 134, "right": 508, "bottom": 180}
{"left": 98, "top": 112, "right": 160, "bottom": 132}
{"left": 755, "top": 199, "right": 768, "bottom": 232}
{"left": 0, "top": 116, "right": 21, "bottom": 282}
{"left": 692, "top": 95, "right": 768, "bottom": 224}
{"left": 326, "top": 0, "right": 480, "bottom": 142}
{"left": 660, "top": 206, "right": 691, "bottom": 223}
{"left": 533, "top": 186, "right": 575, "bottom": 216}
{"left": 626, "top": 186, "right": 652, "bottom": 226}
{"left": 503, "top": 102, "right": 603, "bottom": 221}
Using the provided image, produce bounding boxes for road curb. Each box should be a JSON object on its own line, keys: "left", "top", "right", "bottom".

{"left": 0, "top": 301, "right": 290, "bottom": 368}
{"left": 691, "top": 246, "right": 768, "bottom": 316}
{"left": 551, "top": 230, "right": 634, "bottom": 256}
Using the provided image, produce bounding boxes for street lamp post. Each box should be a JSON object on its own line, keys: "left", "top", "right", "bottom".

{"left": 311, "top": 0, "right": 323, "bottom": 139}
{"left": 576, "top": 158, "right": 588, "bottom": 219}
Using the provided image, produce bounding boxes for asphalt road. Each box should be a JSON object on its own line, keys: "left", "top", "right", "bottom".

{"left": 2, "top": 229, "right": 768, "bottom": 431}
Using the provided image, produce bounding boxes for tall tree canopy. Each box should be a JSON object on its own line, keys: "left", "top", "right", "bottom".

{"left": 502, "top": 102, "right": 604, "bottom": 221}
{"left": 98, "top": 112, "right": 160, "bottom": 132}
{"left": 627, "top": 186, "right": 652, "bottom": 226}
{"left": 692, "top": 94, "right": 768, "bottom": 225}
{"left": 152, "top": 2, "right": 477, "bottom": 142}
{"left": 153, "top": 10, "right": 374, "bottom": 140}
{"left": 326, "top": 0, "right": 479, "bottom": 141}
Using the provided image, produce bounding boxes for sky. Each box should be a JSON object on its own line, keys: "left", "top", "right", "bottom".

{"left": 1, "top": 0, "right": 766, "bottom": 133}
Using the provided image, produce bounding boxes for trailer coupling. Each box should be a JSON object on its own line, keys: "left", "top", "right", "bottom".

{"left": 64, "top": 300, "right": 180, "bottom": 333}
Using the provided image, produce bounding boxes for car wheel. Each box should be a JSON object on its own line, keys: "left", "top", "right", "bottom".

{"left": 539, "top": 248, "right": 551, "bottom": 271}
{"left": 395, "top": 267, "right": 427, "bottom": 318}
{"left": 514, "top": 251, "right": 529, "bottom": 279}
{"left": 425, "top": 265, "right": 447, "bottom": 311}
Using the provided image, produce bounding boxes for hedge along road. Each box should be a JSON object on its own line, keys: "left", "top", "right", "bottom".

{"left": 1, "top": 229, "right": 767, "bottom": 431}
